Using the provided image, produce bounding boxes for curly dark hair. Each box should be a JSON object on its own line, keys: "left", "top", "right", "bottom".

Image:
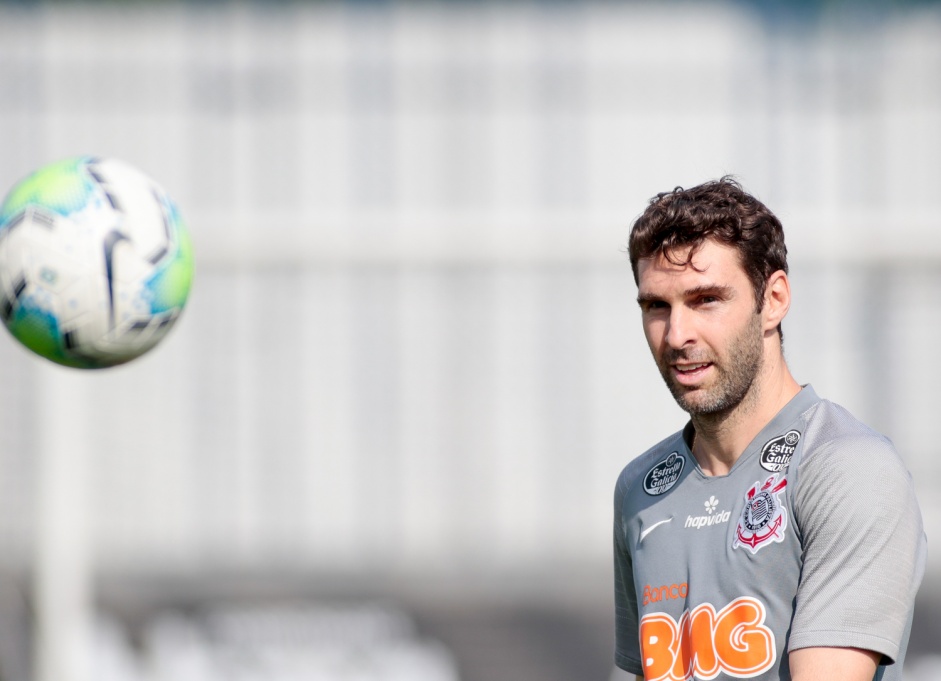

{"left": 628, "top": 177, "right": 788, "bottom": 316}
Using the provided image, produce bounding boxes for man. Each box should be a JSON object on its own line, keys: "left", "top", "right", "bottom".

{"left": 613, "top": 178, "right": 926, "bottom": 681}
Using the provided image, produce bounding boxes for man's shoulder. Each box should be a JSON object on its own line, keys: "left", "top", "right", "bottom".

{"left": 800, "top": 398, "right": 897, "bottom": 463}
{"left": 793, "top": 398, "right": 910, "bottom": 487}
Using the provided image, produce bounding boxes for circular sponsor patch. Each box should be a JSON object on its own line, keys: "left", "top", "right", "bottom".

{"left": 759, "top": 429, "right": 801, "bottom": 472}
{"left": 643, "top": 452, "right": 685, "bottom": 496}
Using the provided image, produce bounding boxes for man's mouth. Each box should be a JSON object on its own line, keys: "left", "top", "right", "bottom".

{"left": 675, "top": 362, "right": 710, "bottom": 372}
{"left": 672, "top": 362, "right": 713, "bottom": 384}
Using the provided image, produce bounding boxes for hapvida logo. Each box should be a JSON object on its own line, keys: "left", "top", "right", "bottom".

{"left": 685, "top": 495, "right": 731, "bottom": 529}
{"left": 685, "top": 511, "right": 732, "bottom": 529}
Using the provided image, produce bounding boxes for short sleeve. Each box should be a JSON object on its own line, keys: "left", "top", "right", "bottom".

{"left": 789, "top": 433, "right": 926, "bottom": 661}
{"left": 614, "top": 475, "right": 643, "bottom": 674}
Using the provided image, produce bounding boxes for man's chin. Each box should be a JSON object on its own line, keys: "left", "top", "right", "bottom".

{"left": 677, "top": 396, "right": 711, "bottom": 415}
{"left": 671, "top": 386, "right": 725, "bottom": 416}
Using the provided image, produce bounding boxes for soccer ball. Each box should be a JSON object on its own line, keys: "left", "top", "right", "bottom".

{"left": 0, "top": 157, "right": 194, "bottom": 369}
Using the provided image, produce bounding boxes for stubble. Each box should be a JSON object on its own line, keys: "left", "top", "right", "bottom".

{"left": 659, "top": 312, "right": 765, "bottom": 418}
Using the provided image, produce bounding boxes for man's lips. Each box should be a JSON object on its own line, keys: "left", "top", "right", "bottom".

{"left": 671, "top": 362, "right": 713, "bottom": 385}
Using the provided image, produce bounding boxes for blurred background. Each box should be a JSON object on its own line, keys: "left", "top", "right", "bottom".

{"left": 0, "top": 0, "right": 939, "bottom": 680}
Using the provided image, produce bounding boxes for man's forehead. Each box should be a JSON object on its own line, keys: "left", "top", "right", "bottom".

{"left": 637, "top": 241, "right": 746, "bottom": 290}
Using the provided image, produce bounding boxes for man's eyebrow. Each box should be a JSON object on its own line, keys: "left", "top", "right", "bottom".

{"left": 636, "top": 291, "right": 663, "bottom": 306}
{"left": 684, "top": 284, "right": 735, "bottom": 298}
{"left": 636, "top": 284, "right": 735, "bottom": 306}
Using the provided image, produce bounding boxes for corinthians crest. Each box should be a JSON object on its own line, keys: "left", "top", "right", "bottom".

{"left": 733, "top": 475, "right": 788, "bottom": 554}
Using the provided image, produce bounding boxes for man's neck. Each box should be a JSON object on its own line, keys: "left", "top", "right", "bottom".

{"left": 690, "top": 365, "right": 801, "bottom": 477}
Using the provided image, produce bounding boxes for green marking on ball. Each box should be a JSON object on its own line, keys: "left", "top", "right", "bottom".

{"left": 6, "top": 303, "right": 102, "bottom": 369}
{"left": 0, "top": 156, "right": 96, "bottom": 226}
{"left": 147, "top": 203, "right": 195, "bottom": 313}
{"left": 7, "top": 303, "right": 65, "bottom": 363}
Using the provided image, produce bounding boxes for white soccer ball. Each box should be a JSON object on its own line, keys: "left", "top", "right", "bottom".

{"left": 0, "top": 157, "right": 194, "bottom": 369}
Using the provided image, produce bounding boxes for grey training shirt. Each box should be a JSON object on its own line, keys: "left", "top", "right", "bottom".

{"left": 614, "top": 386, "right": 926, "bottom": 681}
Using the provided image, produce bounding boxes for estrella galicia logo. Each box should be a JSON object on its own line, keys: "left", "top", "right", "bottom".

{"left": 643, "top": 452, "right": 685, "bottom": 496}
{"left": 759, "top": 430, "right": 801, "bottom": 473}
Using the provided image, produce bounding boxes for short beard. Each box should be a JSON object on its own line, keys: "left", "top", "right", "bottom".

{"left": 660, "top": 313, "right": 764, "bottom": 417}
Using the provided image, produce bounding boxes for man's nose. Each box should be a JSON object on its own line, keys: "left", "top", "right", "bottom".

{"left": 665, "top": 307, "right": 696, "bottom": 349}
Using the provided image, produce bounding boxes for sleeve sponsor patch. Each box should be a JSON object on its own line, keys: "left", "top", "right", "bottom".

{"left": 643, "top": 452, "right": 685, "bottom": 496}
{"left": 759, "top": 429, "right": 800, "bottom": 472}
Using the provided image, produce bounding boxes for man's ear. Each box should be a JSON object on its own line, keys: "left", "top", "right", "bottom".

{"left": 763, "top": 270, "right": 791, "bottom": 331}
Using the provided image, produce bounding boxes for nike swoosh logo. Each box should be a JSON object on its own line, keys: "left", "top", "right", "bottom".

{"left": 640, "top": 517, "right": 673, "bottom": 542}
